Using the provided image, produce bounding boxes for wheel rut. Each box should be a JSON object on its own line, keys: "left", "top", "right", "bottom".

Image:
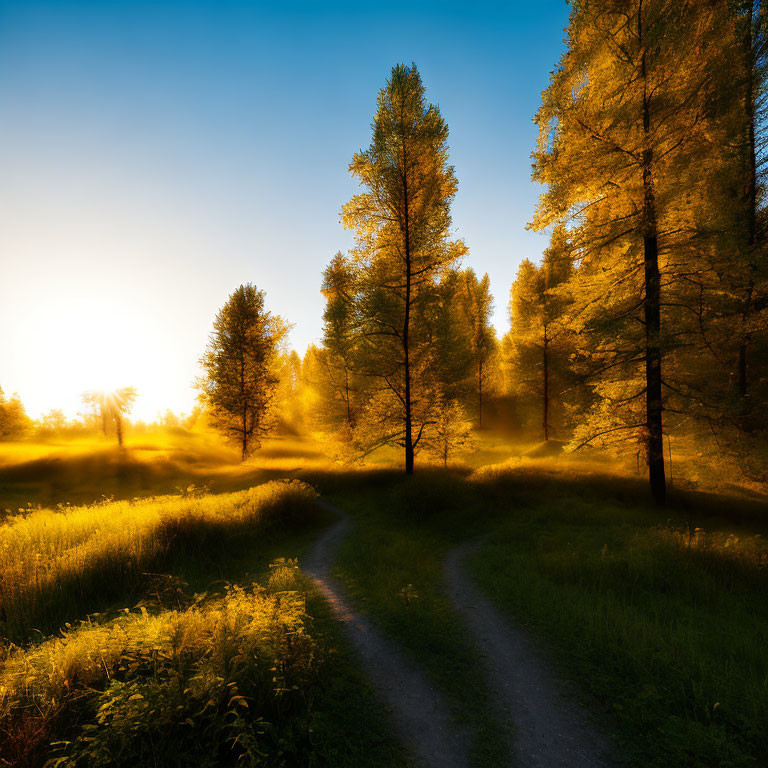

{"left": 304, "top": 500, "right": 471, "bottom": 768}
{"left": 445, "top": 539, "right": 623, "bottom": 768}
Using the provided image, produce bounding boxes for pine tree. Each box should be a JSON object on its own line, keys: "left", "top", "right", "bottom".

{"left": 455, "top": 269, "right": 498, "bottom": 427}
{"left": 531, "top": 1, "right": 728, "bottom": 503}
{"left": 432, "top": 269, "right": 475, "bottom": 406}
{"left": 274, "top": 349, "right": 304, "bottom": 430}
{"left": 197, "top": 284, "right": 287, "bottom": 460}
{"left": 505, "top": 227, "right": 574, "bottom": 441}
{"left": 342, "top": 63, "right": 466, "bottom": 473}
{"left": 732, "top": 1, "right": 768, "bottom": 405}
{"left": 320, "top": 252, "right": 362, "bottom": 430}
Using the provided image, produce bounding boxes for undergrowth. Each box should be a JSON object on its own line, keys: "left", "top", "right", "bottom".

{"left": 0, "top": 480, "right": 318, "bottom": 643}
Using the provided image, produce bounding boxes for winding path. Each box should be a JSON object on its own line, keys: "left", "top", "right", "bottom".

{"left": 303, "top": 501, "right": 471, "bottom": 768}
{"left": 445, "top": 539, "right": 623, "bottom": 768}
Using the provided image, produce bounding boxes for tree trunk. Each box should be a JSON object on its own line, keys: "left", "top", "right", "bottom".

{"left": 542, "top": 328, "right": 550, "bottom": 442}
{"left": 739, "top": 2, "right": 758, "bottom": 405}
{"left": 644, "top": 231, "right": 666, "bottom": 505}
{"left": 241, "top": 354, "right": 248, "bottom": 462}
{"left": 403, "top": 153, "right": 414, "bottom": 475}
{"left": 345, "top": 367, "right": 352, "bottom": 426}
{"left": 478, "top": 358, "right": 483, "bottom": 427}
{"left": 640, "top": 4, "right": 666, "bottom": 505}
{"left": 116, "top": 415, "right": 124, "bottom": 447}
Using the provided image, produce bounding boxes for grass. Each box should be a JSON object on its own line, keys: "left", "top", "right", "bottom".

{"left": 0, "top": 479, "right": 320, "bottom": 643}
{"left": 303, "top": 461, "right": 768, "bottom": 768}
{"left": 467, "top": 462, "right": 768, "bottom": 768}
{"left": 307, "top": 469, "right": 513, "bottom": 768}
{"left": 0, "top": 431, "right": 331, "bottom": 510}
{"left": 1, "top": 580, "right": 314, "bottom": 767}
{"left": 0, "top": 465, "right": 406, "bottom": 768}
{"left": 2, "top": 433, "right": 767, "bottom": 767}
{"left": 1, "top": 569, "right": 406, "bottom": 768}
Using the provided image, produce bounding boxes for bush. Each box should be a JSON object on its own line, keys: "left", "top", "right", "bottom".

{"left": 0, "top": 580, "right": 316, "bottom": 767}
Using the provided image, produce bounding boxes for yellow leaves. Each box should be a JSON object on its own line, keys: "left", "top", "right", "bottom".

{"left": 0, "top": 580, "right": 313, "bottom": 712}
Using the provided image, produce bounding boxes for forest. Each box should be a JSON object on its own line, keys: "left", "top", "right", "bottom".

{"left": 1, "top": 2, "right": 767, "bottom": 768}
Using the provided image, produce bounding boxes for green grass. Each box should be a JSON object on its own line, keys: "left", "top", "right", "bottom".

{"left": 305, "top": 464, "right": 768, "bottom": 768}
{"left": 312, "top": 470, "right": 513, "bottom": 768}
{"left": 0, "top": 480, "right": 323, "bottom": 643}
{"left": 0, "top": 433, "right": 330, "bottom": 510}
{"left": 466, "top": 466, "right": 768, "bottom": 768}
{"left": 3, "top": 434, "right": 767, "bottom": 768}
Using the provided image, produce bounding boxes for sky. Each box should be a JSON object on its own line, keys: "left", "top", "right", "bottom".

{"left": 0, "top": 0, "right": 570, "bottom": 421}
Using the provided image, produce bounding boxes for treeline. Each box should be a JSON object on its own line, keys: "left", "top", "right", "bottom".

{"left": 299, "top": 0, "right": 768, "bottom": 503}
{"left": 8, "top": 4, "right": 768, "bottom": 505}
{"left": 524, "top": 0, "right": 768, "bottom": 503}
{"left": 0, "top": 387, "right": 197, "bottom": 443}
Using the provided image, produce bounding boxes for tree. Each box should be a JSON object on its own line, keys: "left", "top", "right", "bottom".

{"left": 423, "top": 396, "right": 476, "bottom": 467}
{"left": 274, "top": 349, "right": 305, "bottom": 431}
{"left": 82, "top": 387, "right": 137, "bottom": 447}
{"left": 0, "top": 388, "right": 32, "bottom": 440}
{"left": 505, "top": 226, "right": 574, "bottom": 441}
{"left": 455, "top": 269, "right": 498, "bottom": 426}
{"left": 320, "top": 252, "right": 363, "bottom": 430}
{"left": 342, "top": 63, "right": 467, "bottom": 473}
{"left": 38, "top": 409, "right": 69, "bottom": 436}
{"left": 531, "top": 1, "right": 729, "bottom": 504}
{"left": 197, "top": 284, "right": 287, "bottom": 460}
{"left": 431, "top": 269, "right": 475, "bottom": 406}
{"left": 730, "top": 1, "right": 768, "bottom": 405}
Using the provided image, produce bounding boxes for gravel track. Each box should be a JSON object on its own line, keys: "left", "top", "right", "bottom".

{"left": 303, "top": 501, "right": 471, "bottom": 768}
{"left": 445, "top": 539, "right": 623, "bottom": 768}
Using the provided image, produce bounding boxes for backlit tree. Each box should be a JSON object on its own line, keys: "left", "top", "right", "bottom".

{"left": 342, "top": 63, "right": 466, "bottom": 473}
{"left": 198, "top": 284, "right": 287, "bottom": 460}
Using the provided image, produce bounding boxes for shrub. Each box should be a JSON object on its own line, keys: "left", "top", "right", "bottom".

{"left": 0, "top": 580, "right": 315, "bottom": 767}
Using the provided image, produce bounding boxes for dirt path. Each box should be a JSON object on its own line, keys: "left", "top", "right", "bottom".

{"left": 445, "top": 540, "right": 622, "bottom": 768}
{"left": 304, "top": 501, "right": 471, "bottom": 768}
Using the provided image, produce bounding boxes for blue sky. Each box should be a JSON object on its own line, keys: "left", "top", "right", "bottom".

{"left": 0, "top": 0, "right": 569, "bottom": 419}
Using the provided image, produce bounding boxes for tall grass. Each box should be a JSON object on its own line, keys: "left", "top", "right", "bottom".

{"left": 0, "top": 576, "right": 316, "bottom": 767}
{"left": 0, "top": 480, "right": 318, "bottom": 643}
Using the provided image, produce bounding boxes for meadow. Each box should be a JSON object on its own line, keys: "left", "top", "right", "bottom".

{"left": 1, "top": 432, "right": 767, "bottom": 767}
{"left": 304, "top": 459, "right": 768, "bottom": 768}
{"left": 0, "top": 436, "right": 405, "bottom": 768}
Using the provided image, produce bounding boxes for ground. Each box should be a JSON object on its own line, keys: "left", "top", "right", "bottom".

{"left": 0, "top": 430, "right": 766, "bottom": 768}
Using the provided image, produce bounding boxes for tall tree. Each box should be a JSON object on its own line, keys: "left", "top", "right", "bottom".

{"left": 531, "top": 1, "right": 726, "bottom": 503}
{"left": 320, "top": 252, "right": 361, "bottom": 430}
{"left": 342, "top": 63, "right": 466, "bottom": 473}
{"left": 198, "top": 284, "right": 287, "bottom": 460}
{"left": 730, "top": 1, "right": 768, "bottom": 409}
{"left": 432, "top": 269, "right": 475, "bottom": 406}
{"left": 455, "top": 269, "right": 498, "bottom": 426}
{"left": 505, "top": 226, "right": 574, "bottom": 441}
